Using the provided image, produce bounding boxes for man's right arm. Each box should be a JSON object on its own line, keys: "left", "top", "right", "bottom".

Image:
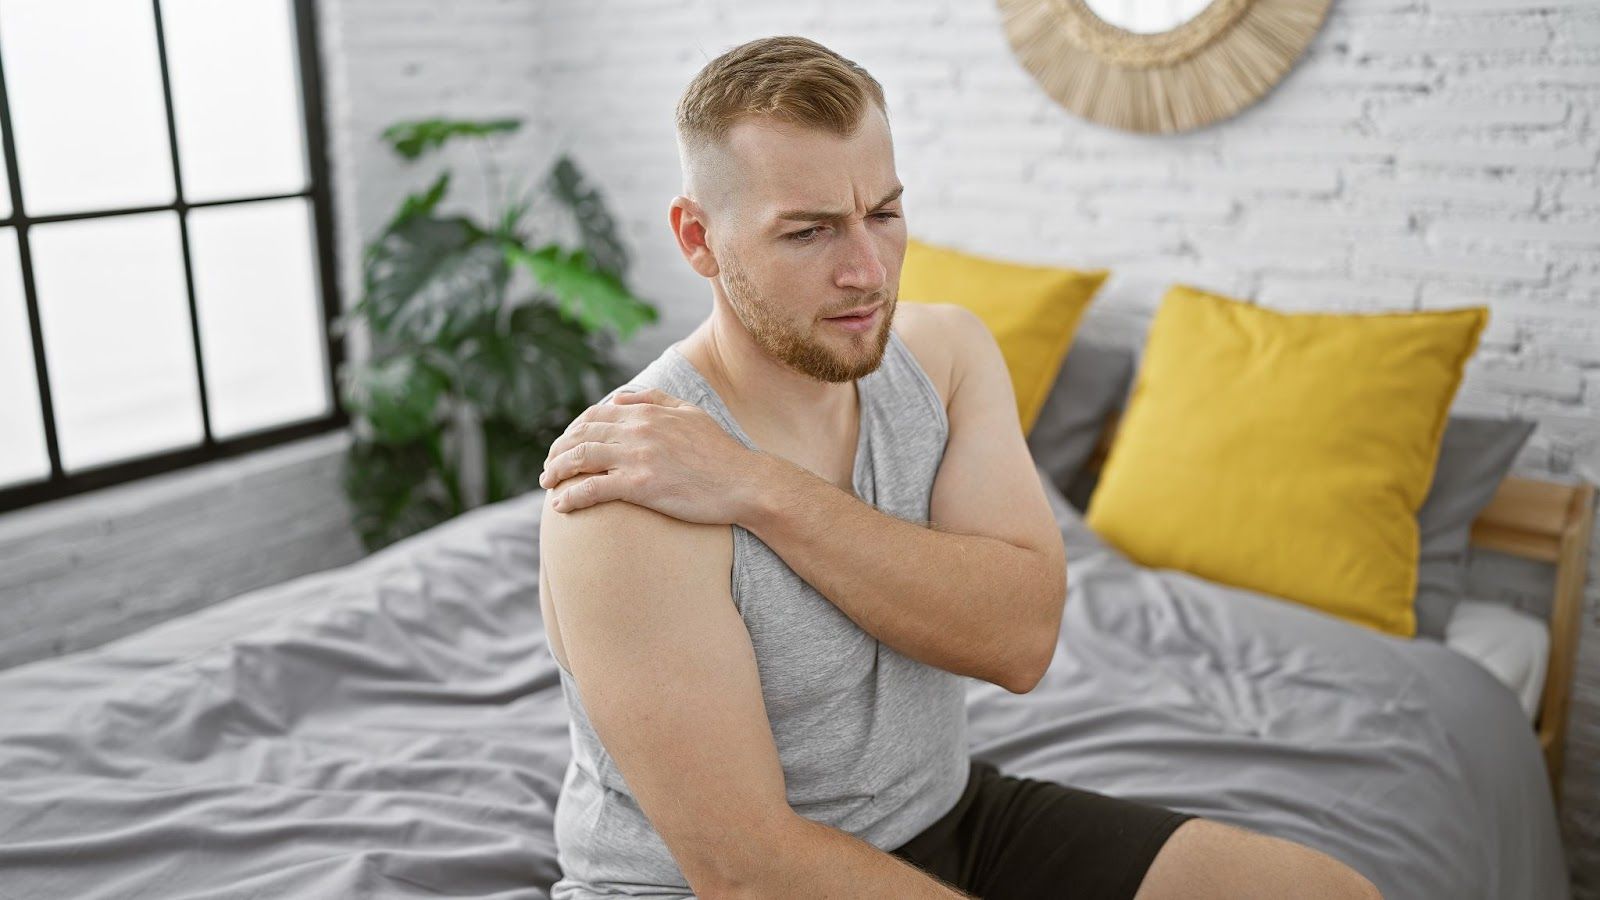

{"left": 540, "top": 483, "right": 975, "bottom": 899}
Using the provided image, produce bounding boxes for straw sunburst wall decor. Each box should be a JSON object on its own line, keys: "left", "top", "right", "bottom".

{"left": 996, "top": 0, "right": 1334, "bottom": 134}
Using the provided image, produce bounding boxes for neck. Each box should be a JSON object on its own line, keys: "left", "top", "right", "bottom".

{"left": 679, "top": 301, "right": 858, "bottom": 444}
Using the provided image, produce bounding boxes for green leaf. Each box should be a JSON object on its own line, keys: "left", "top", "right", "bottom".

{"left": 455, "top": 327, "right": 555, "bottom": 433}
{"left": 455, "top": 303, "right": 611, "bottom": 432}
{"left": 338, "top": 356, "right": 448, "bottom": 444}
{"left": 341, "top": 439, "right": 456, "bottom": 552}
{"left": 386, "top": 171, "right": 451, "bottom": 232}
{"left": 505, "top": 242, "right": 658, "bottom": 340}
{"left": 481, "top": 417, "right": 556, "bottom": 504}
{"left": 339, "top": 120, "right": 655, "bottom": 545}
{"left": 494, "top": 191, "right": 533, "bottom": 244}
{"left": 362, "top": 215, "right": 508, "bottom": 346}
{"left": 381, "top": 117, "right": 521, "bottom": 161}
{"left": 545, "top": 154, "right": 630, "bottom": 280}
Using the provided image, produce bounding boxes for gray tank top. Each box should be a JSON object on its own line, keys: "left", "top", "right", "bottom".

{"left": 548, "top": 327, "right": 971, "bottom": 899}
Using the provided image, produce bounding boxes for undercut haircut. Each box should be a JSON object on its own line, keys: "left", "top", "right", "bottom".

{"left": 675, "top": 36, "right": 889, "bottom": 194}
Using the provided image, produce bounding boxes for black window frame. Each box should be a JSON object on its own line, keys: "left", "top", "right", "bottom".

{"left": 0, "top": 0, "right": 347, "bottom": 515}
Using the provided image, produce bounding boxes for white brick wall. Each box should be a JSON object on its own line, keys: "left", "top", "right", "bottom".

{"left": 527, "top": 0, "right": 1600, "bottom": 894}
{"left": 318, "top": 0, "right": 555, "bottom": 361}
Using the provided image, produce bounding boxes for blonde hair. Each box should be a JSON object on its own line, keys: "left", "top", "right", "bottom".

{"left": 675, "top": 36, "right": 888, "bottom": 162}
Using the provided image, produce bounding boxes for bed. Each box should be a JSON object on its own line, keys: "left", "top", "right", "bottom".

{"left": 0, "top": 423, "right": 1588, "bottom": 899}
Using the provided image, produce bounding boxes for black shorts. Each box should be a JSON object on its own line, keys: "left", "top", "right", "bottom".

{"left": 889, "top": 758, "right": 1198, "bottom": 900}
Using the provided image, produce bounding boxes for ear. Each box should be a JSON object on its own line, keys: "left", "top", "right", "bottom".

{"left": 669, "top": 195, "right": 719, "bottom": 279}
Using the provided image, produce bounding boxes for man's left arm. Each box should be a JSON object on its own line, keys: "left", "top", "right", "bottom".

{"left": 740, "top": 306, "right": 1067, "bottom": 693}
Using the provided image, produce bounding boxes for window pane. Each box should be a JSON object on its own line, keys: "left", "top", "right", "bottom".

{"left": 0, "top": 118, "right": 11, "bottom": 221}
{"left": 32, "top": 212, "right": 202, "bottom": 471}
{"left": 189, "top": 198, "right": 329, "bottom": 439}
{"left": 0, "top": 0, "right": 174, "bottom": 216}
{"left": 163, "top": 0, "right": 308, "bottom": 203}
{"left": 0, "top": 228, "right": 48, "bottom": 486}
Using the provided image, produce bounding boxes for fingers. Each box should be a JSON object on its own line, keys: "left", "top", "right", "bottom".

{"left": 540, "top": 439, "right": 624, "bottom": 489}
{"left": 550, "top": 471, "right": 623, "bottom": 513}
{"left": 548, "top": 387, "right": 684, "bottom": 467}
{"left": 544, "top": 419, "right": 624, "bottom": 470}
{"left": 611, "top": 386, "right": 685, "bottom": 407}
{"left": 541, "top": 387, "right": 688, "bottom": 496}
{"left": 572, "top": 401, "right": 629, "bottom": 428}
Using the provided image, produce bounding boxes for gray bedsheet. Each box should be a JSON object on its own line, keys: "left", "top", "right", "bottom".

{"left": 0, "top": 471, "right": 1569, "bottom": 899}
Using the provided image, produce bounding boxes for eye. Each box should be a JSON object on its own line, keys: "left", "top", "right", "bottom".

{"left": 787, "top": 212, "right": 901, "bottom": 244}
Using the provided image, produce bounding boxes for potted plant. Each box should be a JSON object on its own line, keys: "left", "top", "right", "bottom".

{"left": 331, "top": 117, "right": 657, "bottom": 552}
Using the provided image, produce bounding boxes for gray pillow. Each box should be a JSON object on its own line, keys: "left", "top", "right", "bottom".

{"left": 1413, "top": 415, "right": 1537, "bottom": 640}
{"left": 1026, "top": 338, "right": 1136, "bottom": 499}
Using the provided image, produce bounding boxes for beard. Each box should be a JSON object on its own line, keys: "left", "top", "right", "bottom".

{"left": 720, "top": 250, "right": 894, "bottom": 384}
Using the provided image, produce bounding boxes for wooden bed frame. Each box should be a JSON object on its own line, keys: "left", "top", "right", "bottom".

{"left": 1080, "top": 410, "right": 1595, "bottom": 808}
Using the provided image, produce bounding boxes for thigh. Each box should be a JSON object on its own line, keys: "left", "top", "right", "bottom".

{"left": 1132, "top": 817, "right": 1381, "bottom": 900}
{"left": 893, "top": 759, "right": 1197, "bottom": 900}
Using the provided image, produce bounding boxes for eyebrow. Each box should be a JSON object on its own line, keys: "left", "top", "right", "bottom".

{"left": 772, "top": 184, "right": 905, "bottom": 227}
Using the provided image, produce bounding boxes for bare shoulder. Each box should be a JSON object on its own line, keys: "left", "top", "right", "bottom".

{"left": 891, "top": 301, "right": 987, "bottom": 411}
{"left": 541, "top": 481, "right": 731, "bottom": 566}
{"left": 538, "top": 480, "right": 734, "bottom": 672}
{"left": 540, "top": 482, "right": 733, "bottom": 591}
{"left": 533, "top": 480, "right": 788, "bottom": 892}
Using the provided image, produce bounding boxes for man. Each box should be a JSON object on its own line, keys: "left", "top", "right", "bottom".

{"left": 537, "top": 35, "right": 1383, "bottom": 900}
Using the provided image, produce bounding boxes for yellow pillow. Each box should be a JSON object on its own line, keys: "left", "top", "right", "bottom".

{"left": 898, "top": 237, "right": 1108, "bottom": 434}
{"left": 1084, "top": 286, "right": 1488, "bottom": 638}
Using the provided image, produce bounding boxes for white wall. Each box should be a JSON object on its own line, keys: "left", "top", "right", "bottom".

{"left": 525, "top": 0, "right": 1600, "bottom": 894}
{"left": 318, "top": 0, "right": 558, "bottom": 351}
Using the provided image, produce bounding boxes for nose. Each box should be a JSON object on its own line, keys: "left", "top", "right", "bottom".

{"left": 836, "top": 218, "right": 887, "bottom": 296}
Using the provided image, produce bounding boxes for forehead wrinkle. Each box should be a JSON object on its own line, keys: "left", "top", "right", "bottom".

{"left": 772, "top": 183, "right": 904, "bottom": 226}
{"left": 715, "top": 111, "right": 900, "bottom": 232}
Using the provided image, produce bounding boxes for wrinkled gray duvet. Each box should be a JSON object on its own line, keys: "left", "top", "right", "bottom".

{"left": 0, "top": 471, "right": 1569, "bottom": 899}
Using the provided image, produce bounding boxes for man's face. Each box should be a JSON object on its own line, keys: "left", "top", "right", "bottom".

{"left": 711, "top": 108, "right": 905, "bottom": 384}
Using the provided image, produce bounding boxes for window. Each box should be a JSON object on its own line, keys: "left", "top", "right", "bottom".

{"left": 0, "top": 0, "right": 344, "bottom": 513}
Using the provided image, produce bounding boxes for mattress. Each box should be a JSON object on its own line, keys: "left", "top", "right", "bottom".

{"left": 1445, "top": 598, "right": 1551, "bottom": 721}
{"left": 0, "top": 470, "right": 1570, "bottom": 899}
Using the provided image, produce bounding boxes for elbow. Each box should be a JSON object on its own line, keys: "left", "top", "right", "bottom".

{"left": 1006, "top": 566, "right": 1066, "bottom": 695}
{"left": 689, "top": 858, "right": 758, "bottom": 899}
{"left": 1004, "top": 643, "right": 1054, "bottom": 694}
{"left": 688, "top": 852, "right": 763, "bottom": 900}
{"left": 684, "top": 808, "right": 798, "bottom": 899}
{"left": 1003, "top": 624, "right": 1057, "bottom": 694}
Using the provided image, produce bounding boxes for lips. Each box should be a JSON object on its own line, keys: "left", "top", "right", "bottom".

{"left": 827, "top": 303, "right": 881, "bottom": 319}
{"left": 825, "top": 304, "right": 881, "bottom": 332}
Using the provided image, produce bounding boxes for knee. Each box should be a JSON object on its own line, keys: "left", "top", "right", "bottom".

{"left": 1333, "top": 866, "right": 1383, "bottom": 900}
{"left": 1135, "top": 818, "right": 1383, "bottom": 900}
{"left": 1261, "top": 830, "right": 1384, "bottom": 900}
{"left": 1337, "top": 866, "right": 1383, "bottom": 900}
